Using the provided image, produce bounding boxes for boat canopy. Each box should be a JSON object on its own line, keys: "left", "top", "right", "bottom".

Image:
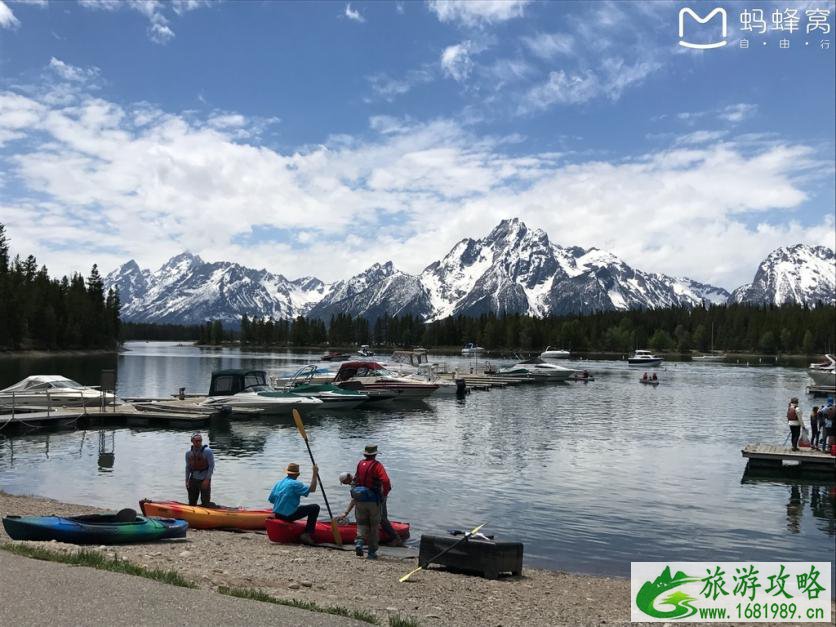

{"left": 209, "top": 370, "right": 267, "bottom": 396}
{"left": 0, "top": 375, "right": 86, "bottom": 393}
{"left": 334, "top": 361, "right": 391, "bottom": 382}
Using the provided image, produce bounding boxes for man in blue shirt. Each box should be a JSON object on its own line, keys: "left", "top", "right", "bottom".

{"left": 185, "top": 433, "right": 214, "bottom": 506}
{"left": 268, "top": 462, "right": 319, "bottom": 545}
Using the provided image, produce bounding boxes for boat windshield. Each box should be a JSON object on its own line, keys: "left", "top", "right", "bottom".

{"left": 245, "top": 385, "right": 273, "bottom": 392}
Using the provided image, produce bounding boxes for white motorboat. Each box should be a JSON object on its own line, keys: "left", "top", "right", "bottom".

{"left": 198, "top": 369, "right": 322, "bottom": 415}
{"left": 808, "top": 354, "right": 836, "bottom": 387}
{"left": 357, "top": 344, "right": 375, "bottom": 357}
{"left": 540, "top": 346, "right": 570, "bottom": 359}
{"left": 461, "top": 343, "right": 485, "bottom": 355}
{"left": 200, "top": 388, "right": 323, "bottom": 415}
{"left": 333, "top": 361, "right": 439, "bottom": 400}
{"left": 627, "top": 350, "right": 663, "bottom": 367}
{"left": 498, "top": 358, "right": 575, "bottom": 382}
{"left": 281, "top": 365, "right": 370, "bottom": 409}
{"left": 0, "top": 375, "right": 118, "bottom": 408}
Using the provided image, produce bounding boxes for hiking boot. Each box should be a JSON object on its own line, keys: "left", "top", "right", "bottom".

{"left": 298, "top": 533, "right": 317, "bottom": 546}
{"left": 367, "top": 551, "right": 378, "bottom": 560}
{"left": 355, "top": 545, "right": 364, "bottom": 557}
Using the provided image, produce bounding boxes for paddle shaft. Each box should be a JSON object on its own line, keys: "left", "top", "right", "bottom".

{"left": 400, "top": 523, "right": 485, "bottom": 582}
{"left": 300, "top": 435, "right": 335, "bottom": 520}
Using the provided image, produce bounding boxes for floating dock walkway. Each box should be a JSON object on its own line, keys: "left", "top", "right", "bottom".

{"left": 806, "top": 384, "right": 835, "bottom": 398}
{"left": 0, "top": 403, "right": 212, "bottom": 430}
{"left": 742, "top": 444, "right": 835, "bottom": 476}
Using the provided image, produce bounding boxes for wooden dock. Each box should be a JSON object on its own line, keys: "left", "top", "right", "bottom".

{"left": 0, "top": 403, "right": 212, "bottom": 429}
{"left": 742, "top": 443, "right": 835, "bottom": 475}
{"left": 806, "top": 384, "right": 835, "bottom": 397}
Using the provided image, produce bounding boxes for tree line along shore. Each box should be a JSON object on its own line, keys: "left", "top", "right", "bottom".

{"left": 2, "top": 223, "right": 833, "bottom": 356}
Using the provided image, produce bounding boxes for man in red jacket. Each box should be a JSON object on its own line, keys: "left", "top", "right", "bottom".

{"left": 352, "top": 444, "right": 390, "bottom": 560}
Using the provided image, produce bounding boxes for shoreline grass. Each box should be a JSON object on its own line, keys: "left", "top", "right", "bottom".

{"left": 0, "top": 542, "right": 196, "bottom": 588}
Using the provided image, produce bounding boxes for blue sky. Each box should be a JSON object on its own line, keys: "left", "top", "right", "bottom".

{"left": 0, "top": 0, "right": 833, "bottom": 289}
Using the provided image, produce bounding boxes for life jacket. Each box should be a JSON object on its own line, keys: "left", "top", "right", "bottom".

{"left": 355, "top": 459, "right": 383, "bottom": 499}
{"left": 188, "top": 445, "right": 209, "bottom": 471}
{"left": 349, "top": 486, "right": 380, "bottom": 502}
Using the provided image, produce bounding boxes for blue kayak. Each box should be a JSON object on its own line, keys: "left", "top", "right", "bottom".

{"left": 2, "top": 511, "right": 188, "bottom": 544}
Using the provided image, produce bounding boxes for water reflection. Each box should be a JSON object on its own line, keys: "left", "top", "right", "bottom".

{"left": 0, "top": 343, "right": 833, "bottom": 580}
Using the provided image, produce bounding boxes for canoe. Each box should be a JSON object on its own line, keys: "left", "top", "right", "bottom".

{"left": 139, "top": 499, "right": 273, "bottom": 530}
{"left": 266, "top": 517, "right": 410, "bottom": 544}
{"left": 2, "top": 512, "right": 187, "bottom": 544}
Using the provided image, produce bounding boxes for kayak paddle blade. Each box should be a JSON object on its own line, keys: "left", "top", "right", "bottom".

{"left": 292, "top": 409, "right": 307, "bottom": 440}
{"left": 330, "top": 518, "right": 342, "bottom": 546}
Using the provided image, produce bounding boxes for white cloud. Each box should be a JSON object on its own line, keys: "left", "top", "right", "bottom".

{"left": 521, "top": 32, "right": 575, "bottom": 60}
{"left": 367, "top": 67, "right": 434, "bottom": 101}
{"left": 78, "top": 0, "right": 209, "bottom": 43}
{"left": 719, "top": 103, "right": 758, "bottom": 123}
{"left": 441, "top": 41, "right": 474, "bottom": 82}
{"left": 0, "top": 1, "right": 21, "bottom": 29}
{"left": 675, "top": 130, "right": 729, "bottom": 146}
{"left": 0, "top": 86, "right": 832, "bottom": 289}
{"left": 518, "top": 57, "right": 660, "bottom": 113}
{"left": 428, "top": 0, "right": 529, "bottom": 27}
{"left": 344, "top": 3, "right": 365, "bottom": 23}
{"left": 48, "top": 57, "right": 102, "bottom": 83}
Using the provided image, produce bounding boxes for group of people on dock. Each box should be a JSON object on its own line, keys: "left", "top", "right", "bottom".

{"left": 184, "top": 434, "right": 399, "bottom": 559}
{"left": 787, "top": 396, "right": 834, "bottom": 452}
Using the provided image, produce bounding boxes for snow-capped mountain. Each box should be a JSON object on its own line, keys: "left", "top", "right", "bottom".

{"left": 105, "top": 253, "right": 328, "bottom": 325}
{"left": 729, "top": 244, "right": 835, "bottom": 306}
{"left": 308, "top": 262, "right": 432, "bottom": 321}
{"left": 106, "top": 220, "right": 832, "bottom": 326}
{"left": 419, "top": 219, "right": 731, "bottom": 319}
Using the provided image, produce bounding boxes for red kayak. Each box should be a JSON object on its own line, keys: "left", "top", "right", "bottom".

{"left": 266, "top": 517, "right": 410, "bottom": 544}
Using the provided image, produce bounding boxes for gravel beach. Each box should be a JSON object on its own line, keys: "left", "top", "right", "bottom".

{"left": 1, "top": 491, "right": 833, "bottom": 626}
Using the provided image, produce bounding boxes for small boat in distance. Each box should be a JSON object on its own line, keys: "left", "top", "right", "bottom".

{"left": 321, "top": 351, "right": 352, "bottom": 362}
{"left": 461, "top": 342, "right": 485, "bottom": 355}
{"left": 498, "top": 358, "right": 575, "bottom": 382}
{"left": 628, "top": 350, "right": 663, "bottom": 367}
{"left": 357, "top": 345, "right": 375, "bottom": 357}
{"left": 540, "top": 347, "right": 570, "bottom": 359}
{"left": 808, "top": 354, "right": 836, "bottom": 387}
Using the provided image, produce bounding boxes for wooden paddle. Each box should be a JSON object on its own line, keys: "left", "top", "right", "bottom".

{"left": 399, "top": 523, "right": 485, "bottom": 582}
{"left": 292, "top": 409, "right": 342, "bottom": 546}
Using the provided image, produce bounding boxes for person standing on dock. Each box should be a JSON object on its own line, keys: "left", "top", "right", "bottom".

{"left": 268, "top": 462, "right": 319, "bottom": 546}
{"left": 810, "top": 406, "right": 820, "bottom": 449}
{"left": 786, "top": 397, "right": 802, "bottom": 451}
{"left": 185, "top": 433, "right": 214, "bottom": 506}
{"left": 352, "top": 444, "right": 391, "bottom": 560}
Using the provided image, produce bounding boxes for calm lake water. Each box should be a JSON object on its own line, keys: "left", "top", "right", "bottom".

{"left": 1, "top": 341, "right": 834, "bottom": 580}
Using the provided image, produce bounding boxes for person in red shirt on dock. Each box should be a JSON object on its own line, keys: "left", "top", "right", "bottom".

{"left": 351, "top": 444, "right": 390, "bottom": 560}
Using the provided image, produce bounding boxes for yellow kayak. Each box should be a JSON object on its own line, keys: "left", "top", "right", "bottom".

{"left": 139, "top": 499, "right": 272, "bottom": 530}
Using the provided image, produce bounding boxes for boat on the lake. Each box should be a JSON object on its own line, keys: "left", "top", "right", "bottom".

{"left": 540, "top": 346, "right": 570, "bottom": 359}
{"left": 461, "top": 342, "right": 485, "bottom": 355}
{"left": 321, "top": 351, "right": 352, "bottom": 362}
{"left": 2, "top": 511, "right": 187, "bottom": 544}
{"left": 333, "top": 361, "right": 439, "bottom": 400}
{"left": 266, "top": 517, "right": 409, "bottom": 544}
{"left": 0, "top": 375, "right": 119, "bottom": 409}
{"left": 498, "top": 358, "right": 575, "bottom": 382}
{"left": 808, "top": 354, "right": 836, "bottom": 387}
{"left": 198, "top": 369, "right": 323, "bottom": 415}
{"left": 639, "top": 378, "right": 660, "bottom": 386}
{"left": 282, "top": 365, "right": 370, "bottom": 409}
{"left": 357, "top": 344, "right": 375, "bottom": 357}
{"left": 692, "top": 353, "right": 727, "bottom": 361}
{"left": 139, "top": 499, "right": 272, "bottom": 530}
{"left": 627, "top": 350, "right": 663, "bottom": 366}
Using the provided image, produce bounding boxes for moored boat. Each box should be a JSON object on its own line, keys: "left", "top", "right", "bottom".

{"left": 139, "top": 499, "right": 272, "bottom": 530}
{"left": 333, "top": 361, "right": 439, "bottom": 400}
{"left": 0, "top": 375, "right": 119, "bottom": 409}
{"left": 461, "top": 342, "right": 485, "bottom": 355}
{"left": 266, "top": 517, "right": 409, "bottom": 544}
{"left": 2, "top": 511, "right": 187, "bottom": 544}
{"left": 498, "top": 358, "right": 575, "bottom": 382}
{"left": 808, "top": 354, "right": 836, "bottom": 387}
{"left": 627, "top": 350, "right": 663, "bottom": 366}
{"left": 540, "top": 346, "right": 570, "bottom": 359}
{"left": 282, "top": 366, "right": 370, "bottom": 409}
{"left": 321, "top": 351, "right": 352, "bottom": 362}
{"left": 357, "top": 345, "right": 375, "bottom": 357}
{"left": 198, "top": 369, "right": 323, "bottom": 415}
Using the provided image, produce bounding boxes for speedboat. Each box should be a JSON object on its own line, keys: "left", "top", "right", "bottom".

{"left": 282, "top": 365, "right": 369, "bottom": 409}
{"left": 357, "top": 345, "right": 375, "bottom": 357}
{"left": 808, "top": 354, "right": 836, "bottom": 387}
{"left": 198, "top": 369, "right": 322, "bottom": 415}
{"left": 0, "top": 375, "right": 118, "bottom": 409}
{"left": 540, "top": 347, "right": 570, "bottom": 359}
{"left": 461, "top": 343, "right": 485, "bottom": 355}
{"left": 333, "top": 361, "right": 439, "bottom": 400}
{"left": 627, "top": 350, "right": 663, "bottom": 367}
{"left": 497, "top": 358, "right": 575, "bottom": 382}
